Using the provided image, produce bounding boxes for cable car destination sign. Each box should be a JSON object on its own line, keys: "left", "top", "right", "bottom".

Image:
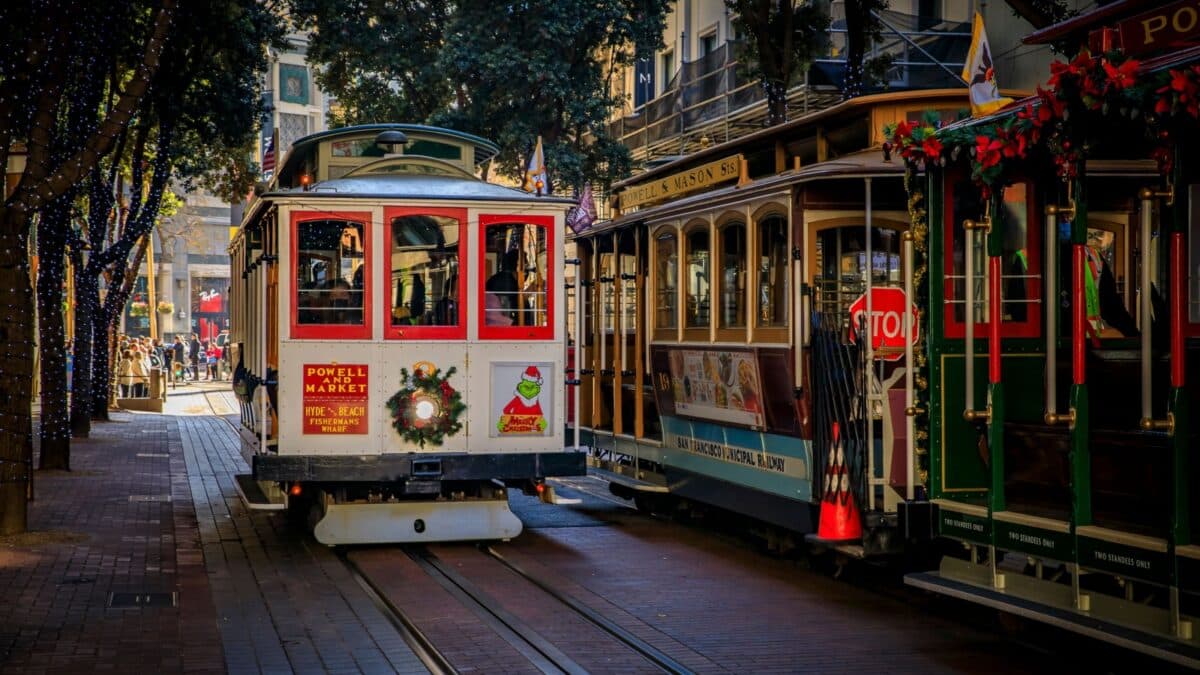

{"left": 619, "top": 154, "right": 742, "bottom": 211}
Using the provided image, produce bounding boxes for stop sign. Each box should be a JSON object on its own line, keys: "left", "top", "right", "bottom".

{"left": 847, "top": 288, "right": 919, "bottom": 361}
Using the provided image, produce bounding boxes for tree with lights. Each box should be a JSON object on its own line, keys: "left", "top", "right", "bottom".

{"left": 726, "top": 0, "right": 831, "bottom": 126}
{"left": 0, "top": 0, "right": 175, "bottom": 534}
{"left": 841, "top": 0, "right": 889, "bottom": 99}
{"left": 70, "top": 0, "right": 281, "bottom": 442}
{"left": 290, "top": 0, "right": 671, "bottom": 191}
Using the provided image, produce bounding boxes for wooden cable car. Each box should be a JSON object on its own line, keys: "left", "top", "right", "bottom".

{"left": 229, "top": 124, "right": 583, "bottom": 545}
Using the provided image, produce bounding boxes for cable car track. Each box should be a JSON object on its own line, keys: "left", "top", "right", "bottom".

{"left": 340, "top": 550, "right": 459, "bottom": 675}
{"left": 477, "top": 545, "right": 693, "bottom": 675}
{"left": 405, "top": 545, "right": 694, "bottom": 675}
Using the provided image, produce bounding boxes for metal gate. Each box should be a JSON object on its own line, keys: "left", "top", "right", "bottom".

{"left": 810, "top": 314, "right": 868, "bottom": 526}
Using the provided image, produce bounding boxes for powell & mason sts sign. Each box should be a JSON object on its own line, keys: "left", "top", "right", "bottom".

{"left": 618, "top": 154, "right": 742, "bottom": 211}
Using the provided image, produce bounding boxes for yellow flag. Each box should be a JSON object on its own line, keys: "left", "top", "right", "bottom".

{"left": 963, "top": 12, "right": 1014, "bottom": 117}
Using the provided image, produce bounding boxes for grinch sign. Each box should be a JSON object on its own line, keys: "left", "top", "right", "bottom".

{"left": 493, "top": 363, "right": 553, "bottom": 436}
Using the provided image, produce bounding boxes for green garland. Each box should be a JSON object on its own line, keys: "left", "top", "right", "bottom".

{"left": 902, "top": 167, "right": 931, "bottom": 488}
{"left": 386, "top": 366, "right": 466, "bottom": 448}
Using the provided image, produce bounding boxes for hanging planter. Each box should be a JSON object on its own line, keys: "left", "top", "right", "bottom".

{"left": 156, "top": 300, "right": 174, "bottom": 315}
{"left": 129, "top": 301, "right": 150, "bottom": 317}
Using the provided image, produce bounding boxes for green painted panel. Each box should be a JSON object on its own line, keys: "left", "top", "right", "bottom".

{"left": 936, "top": 354, "right": 990, "bottom": 492}
{"left": 1078, "top": 536, "right": 1169, "bottom": 584}
{"left": 1002, "top": 358, "right": 1045, "bottom": 422}
{"left": 1177, "top": 555, "right": 1200, "bottom": 593}
{"left": 938, "top": 508, "right": 991, "bottom": 545}
{"left": 994, "top": 520, "right": 1074, "bottom": 560}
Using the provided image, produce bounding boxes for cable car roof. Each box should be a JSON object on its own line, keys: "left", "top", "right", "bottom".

{"left": 262, "top": 173, "right": 575, "bottom": 205}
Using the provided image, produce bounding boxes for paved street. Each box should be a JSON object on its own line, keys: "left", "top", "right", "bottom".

{"left": 0, "top": 384, "right": 1184, "bottom": 673}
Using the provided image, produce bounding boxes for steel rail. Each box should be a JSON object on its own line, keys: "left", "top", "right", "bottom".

{"left": 341, "top": 551, "right": 459, "bottom": 675}
{"left": 409, "top": 547, "right": 584, "bottom": 675}
{"left": 482, "top": 546, "right": 695, "bottom": 675}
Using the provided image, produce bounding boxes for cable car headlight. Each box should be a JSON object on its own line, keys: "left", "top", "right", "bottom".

{"left": 413, "top": 395, "right": 440, "bottom": 421}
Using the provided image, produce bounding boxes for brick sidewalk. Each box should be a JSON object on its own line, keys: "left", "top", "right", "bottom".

{"left": 0, "top": 390, "right": 424, "bottom": 674}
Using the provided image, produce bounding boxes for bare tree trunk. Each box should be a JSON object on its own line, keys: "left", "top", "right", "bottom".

{"left": 0, "top": 207, "right": 35, "bottom": 534}
{"left": 37, "top": 197, "right": 71, "bottom": 470}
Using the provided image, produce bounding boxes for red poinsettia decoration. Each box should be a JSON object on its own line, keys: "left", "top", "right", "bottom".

{"left": 1102, "top": 58, "right": 1139, "bottom": 92}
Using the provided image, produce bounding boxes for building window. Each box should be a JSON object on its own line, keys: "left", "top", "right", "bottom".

{"left": 479, "top": 215, "right": 555, "bottom": 339}
{"left": 700, "top": 32, "right": 718, "bottom": 57}
{"left": 655, "top": 230, "right": 678, "bottom": 332}
{"left": 386, "top": 208, "right": 464, "bottom": 339}
{"left": 292, "top": 213, "right": 370, "bottom": 340}
{"left": 278, "top": 112, "right": 309, "bottom": 154}
{"left": 685, "top": 227, "right": 710, "bottom": 329}
{"left": 660, "top": 50, "right": 675, "bottom": 92}
{"left": 719, "top": 222, "right": 747, "bottom": 329}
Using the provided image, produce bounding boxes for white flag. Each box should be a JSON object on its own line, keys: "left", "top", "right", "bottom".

{"left": 522, "top": 136, "right": 548, "bottom": 195}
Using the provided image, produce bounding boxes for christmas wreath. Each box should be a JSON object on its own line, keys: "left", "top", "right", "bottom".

{"left": 386, "top": 366, "right": 466, "bottom": 448}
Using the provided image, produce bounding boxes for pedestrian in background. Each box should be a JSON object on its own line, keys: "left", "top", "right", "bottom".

{"left": 172, "top": 336, "right": 186, "bottom": 381}
{"left": 188, "top": 333, "right": 201, "bottom": 381}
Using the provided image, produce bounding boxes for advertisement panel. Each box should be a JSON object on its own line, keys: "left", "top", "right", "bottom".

{"left": 491, "top": 362, "right": 554, "bottom": 437}
{"left": 666, "top": 349, "right": 764, "bottom": 428}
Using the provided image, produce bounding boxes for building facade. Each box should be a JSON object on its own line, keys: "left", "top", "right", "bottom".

{"left": 610, "top": 0, "right": 1097, "bottom": 167}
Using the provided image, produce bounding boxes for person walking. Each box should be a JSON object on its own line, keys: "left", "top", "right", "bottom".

{"left": 162, "top": 338, "right": 174, "bottom": 386}
{"left": 172, "top": 336, "right": 187, "bottom": 382}
{"left": 188, "top": 333, "right": 201, "bottom": 381}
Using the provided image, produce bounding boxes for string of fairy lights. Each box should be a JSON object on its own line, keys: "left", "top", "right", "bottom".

{"left": 0, "top": 1, "right": 175, "bottom": 508}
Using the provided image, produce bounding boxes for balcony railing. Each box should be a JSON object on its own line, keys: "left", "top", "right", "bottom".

{"left": 608, "top": 9, "right": 970, "bottom": 170}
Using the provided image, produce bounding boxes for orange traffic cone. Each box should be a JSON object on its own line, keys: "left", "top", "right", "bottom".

{"left": 813, "top": 422, "right": 862, "bottom": 543}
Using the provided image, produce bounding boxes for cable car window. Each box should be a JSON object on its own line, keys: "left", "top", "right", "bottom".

{"left": 480, "top": 216, "right": 554, "bottom": 339}
{"left": 813, "top": 224, "right": 901, "bottom": 330}
{"left": 599, "top": 251, "right": 616, "bottom": 333}
{"left": 758, "top": 215, "right": 788, "bottom": 328}
{"left": 719, "top": 222, "right": 746, "bottom": 329}
{"left": 686, "top": 228, "right": 710, "bottom": 329}
{"left": 388, "top": 213, "right": 461, "bottom": 335}
{"left": 296, "top": 219, "right": 365, "bottom": 327}
{"left": 944, "top": 178, "right": 1041, "bottom": 338}
{"left": 655, "top": 230, "right": 678, "bottom": 332}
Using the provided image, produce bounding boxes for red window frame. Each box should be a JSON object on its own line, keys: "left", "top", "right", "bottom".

{"left": 477, "top": 213, "right": 556, "bottom": 340}
{"left": 290, "top": 210, "right": 373, "bottom": 340}
{"left": 382, "top": 206, "right": 468, "bottom": 340}
{"left": 943, "top": 178, "right": 1043, "bottom": 339}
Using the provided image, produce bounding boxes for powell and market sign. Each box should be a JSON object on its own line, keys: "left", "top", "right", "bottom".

{"left": 619, "top": 154, "right": 742, "bottom": 211}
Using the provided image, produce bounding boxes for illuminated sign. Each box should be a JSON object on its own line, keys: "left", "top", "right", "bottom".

{"left": 619, "top": 155, "right": 742, "bottom": 211}
{"left": 302, "top": 363, "right": 368, "bottom": 434}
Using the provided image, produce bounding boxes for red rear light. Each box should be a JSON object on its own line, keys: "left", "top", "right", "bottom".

{"left": 535, "top": 483, "right": 545, "bottom": 494}
{"left": 289, "top": 482, "right": 302, "bottom": 497}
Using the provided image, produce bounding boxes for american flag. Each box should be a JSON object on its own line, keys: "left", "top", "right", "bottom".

{"left": 261, "top": 137, "right": 275, "bottom": 174}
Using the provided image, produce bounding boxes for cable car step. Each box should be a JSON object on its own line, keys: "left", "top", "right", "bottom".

{"left": 234, "top": 474, "right": 286, "bottom": 511}
{"left": 906, "top": 569, "right": 1200, "bottom": 670}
